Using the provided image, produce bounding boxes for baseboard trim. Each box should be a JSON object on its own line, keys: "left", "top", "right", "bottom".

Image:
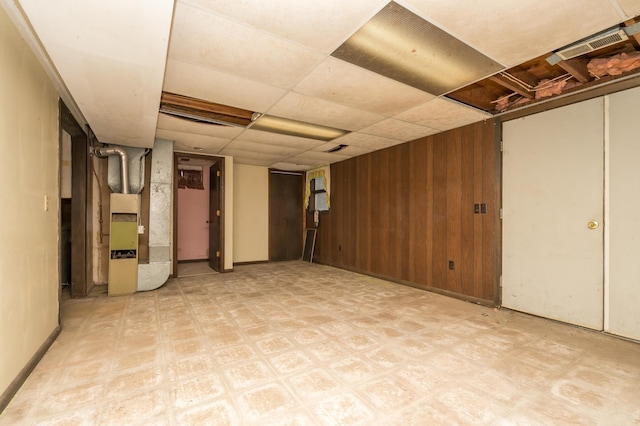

{"left": 233, "top": 260, "right": 269, "bottom": 266}
{"left": 0, "top": 325, "right": 61, "bottom": 414}
{"left": 312, "top": 261, "right": 495, "bottom": 308}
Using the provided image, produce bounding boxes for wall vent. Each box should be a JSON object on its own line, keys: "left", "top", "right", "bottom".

{"left": 555, "top": 28, "right": 628, "bottom": 61}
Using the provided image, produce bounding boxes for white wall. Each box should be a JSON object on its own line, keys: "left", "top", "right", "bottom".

{"left": 0, "top": 7, "right": 60, "bottom": 395}
{"left": 233, "top": 164, "right": 269, "bottom": 263}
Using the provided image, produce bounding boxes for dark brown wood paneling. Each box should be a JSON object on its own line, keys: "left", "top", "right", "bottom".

{"left": 269, "top": 171, "right": 303, "bottom": 261}
{"left": 309, "top": 120, "right": 499, "bottom": 304}
{"left": 432, "top": 133, "right": 448, "bottom": 291}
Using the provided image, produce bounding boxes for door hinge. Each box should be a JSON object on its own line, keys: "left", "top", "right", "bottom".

{"left": 500, "top": 140, "right": 504, "bottom": 152}
{"left": 499, "top": 275, "right": 503, "bottom": 288}
{"left": 216, "top": 170, "right": 221, "bottom": 177}
{"left": 216, "top": 210, "right": 221, "bottom": 217}
{"left": 499, "top": 208, "right": 503, "bottom": 220}
{"left": 216, "top": 251, "right": 220, "bottom": 258}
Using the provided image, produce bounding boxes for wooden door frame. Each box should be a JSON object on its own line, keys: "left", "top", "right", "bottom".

{"left": 172, "top": 153, "right": 226, "bottom": 277}
{"left": 268, "top": 169, "right": 305, "bottom": 262}
{"left": 59, "top": 100, "right": 92, "bottom": 298}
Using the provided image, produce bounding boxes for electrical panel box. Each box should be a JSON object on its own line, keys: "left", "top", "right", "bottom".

{"left": 108, "top": 193, "right": 139, "bottom": 296}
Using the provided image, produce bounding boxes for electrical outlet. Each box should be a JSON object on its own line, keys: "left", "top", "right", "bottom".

{"left": 448, "top": 260, "right": 454, "bottom": 270}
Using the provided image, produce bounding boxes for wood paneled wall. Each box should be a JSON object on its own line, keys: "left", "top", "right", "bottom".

{"left": 309, "top": 120, "right": 500, "bottom": 304}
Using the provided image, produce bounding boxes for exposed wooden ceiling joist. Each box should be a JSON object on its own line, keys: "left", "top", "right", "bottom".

{"left": 489, "top": 75, "right": 534, "bottom": 99}
{"left": 556, "top": 58, "right": 591, "bottom": 82}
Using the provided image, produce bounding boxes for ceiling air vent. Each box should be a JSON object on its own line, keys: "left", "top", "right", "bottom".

{"left": 555, "top": 28, "right": 628, "bottom": 61}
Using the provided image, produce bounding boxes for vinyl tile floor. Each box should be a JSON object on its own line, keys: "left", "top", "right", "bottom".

{"left": 2, "top": 261, "right": 639, "bottom": 425}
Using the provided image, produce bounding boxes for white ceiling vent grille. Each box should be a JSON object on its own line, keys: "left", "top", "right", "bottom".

{"left": 556, "top": 28, "right": 628, "bottom": 60}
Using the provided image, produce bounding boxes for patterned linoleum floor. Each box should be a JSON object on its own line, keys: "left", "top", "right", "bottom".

{"left": 2, "top": 261, "right": 640, "bottom": 425}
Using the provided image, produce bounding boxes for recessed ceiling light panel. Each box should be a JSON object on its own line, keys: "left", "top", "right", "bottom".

{"left": 331, "top": 2, "right": 503, "bottom": 95}
{"left": 250, "top": 115, "right": 348, "bottom": 141}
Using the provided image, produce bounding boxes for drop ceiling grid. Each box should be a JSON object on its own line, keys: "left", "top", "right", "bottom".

{"left": 235, "top": 130, "right": 327, "bottom": 151}
{"left": 359, "top": 118, "right": 441, "bottom": 141}
{"left": 163, "top": 59, "right": 288, "bottom": 113}
{"left": 401, "top": 0, "right": 630, "bottom": 68}
{"left": 292, "top": 57, "right": 436, "bottom": 116}
{"left": 265, "top": 92, "right": 385, "bottom": 132}
{"left": 331, "top": 132, "right": 408, "bottom": 150}
{"left": 222, "top": 140, "right": 302, "bottom": 156}
{"left": 616, "top": 0, "right": 640, "bottom": 17}
{"left": 157, "top": 114, "right": 245, "bottom": 139}
{"left": 395, "top": 98, "right": 491, "bottom": 131}
{"left": 155, "top": 129, "right": 232, "bottom": 152}
{"left": 168, "top": 2, "right": 327, "bottom": 90}
{"left": 178, "top": 0, "right": 391, "bottom": 54}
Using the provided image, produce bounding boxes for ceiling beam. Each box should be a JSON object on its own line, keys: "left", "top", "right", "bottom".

{"left": 489, "top": 74, "right": 534, "bottom": 99}
{"left": 556, "top": 58, "right": 591, "bottom": 83}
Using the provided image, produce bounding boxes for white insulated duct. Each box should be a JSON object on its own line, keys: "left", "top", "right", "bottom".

{"left": 137, "top": 138, "right": 173, "bottom": 291}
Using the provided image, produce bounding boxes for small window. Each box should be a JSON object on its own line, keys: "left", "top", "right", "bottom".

{"left": 309, "top": 177, "right": 329, "bottom": 211}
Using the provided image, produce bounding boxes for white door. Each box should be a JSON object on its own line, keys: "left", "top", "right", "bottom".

{"left": 608, "top": 86, "right": 640, "bottom": 340}
{"left": 502, "top": 98, "right": 604, "bottom": 330}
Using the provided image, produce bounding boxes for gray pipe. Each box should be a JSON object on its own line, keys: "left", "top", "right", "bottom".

{"left": 93, "top": 146, "right": 130, "bottom": 194}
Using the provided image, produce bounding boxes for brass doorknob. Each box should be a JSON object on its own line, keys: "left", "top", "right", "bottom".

{"left": 587, "top": 220, "right": 599, "bottom": 230}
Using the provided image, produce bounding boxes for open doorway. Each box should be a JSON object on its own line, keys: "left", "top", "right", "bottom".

{"left": 173, "top": 154, "right": 225, "bottom": 277}
{"left": 59, "top": 101, "right": 92, "bottom": 298}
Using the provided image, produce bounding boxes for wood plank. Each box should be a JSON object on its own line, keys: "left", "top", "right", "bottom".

{"left": 161, "top": 92, "right": 254, "bottom": 119}
{"left": 311, "top": 121, "right": 497, "bottom": 304}
{"left": 398, "top": 143, "right": 411, "bottom": 281}
{"left": 460, "top": 126, "right": 476, "bottom": 297}
{"left": 425, "top": 137, "right": 434, "bottom": 288}
{"left": 489, "top": 74, "right": 534, "bottom": 99}
{"left": 446, "top": 130, "right": 463, "bottom": 294}
{"left": 557, "top": 58, "right": 591, "bottom": 83}
{"left": 432, "top": 134, "right": 448, "bottom": 290}
{"left": 473, "top": 124, "right": 485, "bottom": 299}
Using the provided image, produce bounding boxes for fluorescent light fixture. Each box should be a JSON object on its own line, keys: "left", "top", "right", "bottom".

{"left": 332, "top": 2, "right": 503, "bottom": 95}
{"left": 250, "top": 115, "right": 349, "bottom": 141}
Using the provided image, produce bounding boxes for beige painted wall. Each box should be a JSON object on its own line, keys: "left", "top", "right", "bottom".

{"left": 233, "top": 164, "right": 269, "bottom": 263}
{"left": 0, "top": 7, "right": 60, "bottom": 395}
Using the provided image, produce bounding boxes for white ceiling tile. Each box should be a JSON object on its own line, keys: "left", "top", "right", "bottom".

{"left": 218, "top": 147, "right": 283, "bottom": 162}
{"left": 163, "top": 59, "right": 287, "bottom": 113}
{"left": 402, "top": 0, "right": 627, "bottom": 67}
{"left": 155, "top": 129, "right": 230, "bottom": 152}
{"left": 267, "top": 92, "right": 384, "bottom": 131}
{"left": 294, "top": 57, "right": 435, "bottom": 116}
{"left": 270, "top": 162, "right": 313, "bottom": 172}
{"left": 236, "top": 130, "right": 327, "bottom": 150}
{"left": 395, "top": 98, "right": 491, "bottom": 131}
{"left": 18, "top": 0, "right": 174, "bottom": 148}
{"left": 616, "top": 0, "right": 640, "bottom": 18}
{"left": 157, "top": 114, "right": 244, "bottom": 138}
{"left": 331, "top": 132, "right": 407, "bottom": 150}
{"left": 288, "top": 151, "right": 350, "bottom": 165}
{"left": 337, "top": 145, "right": 375, "bottom": 157}
{"left": 233, "top": 157, "right": 276, "bottom": 167}
{"left": 223, "top": 140, "right": 301, "bottom": 156}
{"left": 169, "top": 2, "right": 326, "bottom": 89}
{"left": 312, "top": 143, "right": 374, "bottom": 158}
{"left": 359, "top": 118, "right": 440, "bottom": 141}
{"left": 181, "top": 0, "right": 389, "bottom": 53}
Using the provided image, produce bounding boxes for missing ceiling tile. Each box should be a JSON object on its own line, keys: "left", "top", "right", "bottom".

{"left": 331, "top": 2, "right": 503, "bottom": 95}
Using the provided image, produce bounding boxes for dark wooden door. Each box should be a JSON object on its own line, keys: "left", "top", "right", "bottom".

{"left": 269, "top": 171, "right": 303, "bottom": 261}
{"left": 208, "top": 162, "right": 222, "bottom": 272}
